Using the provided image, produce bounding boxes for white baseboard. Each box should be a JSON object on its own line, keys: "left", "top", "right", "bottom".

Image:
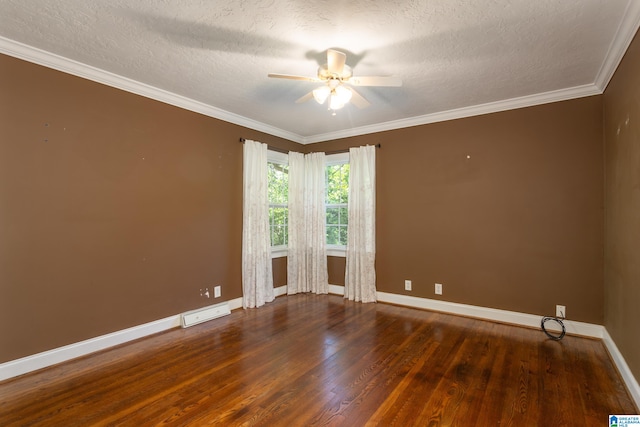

{"left": 274, "top": 285, "right": 288, "bottom": 297}
{"left": 374, "top": 291, "right": 640, "bottom": 410}
{"left": 228, "top": 296, "right": 244, "bottom": 311}
{"left": 275, "top": 284, "right": 343, "bottom": 296}
{"left": 0, "top": 314, "right": 181, "bottom": 382}
{"left": 329, "top": 284, "right": 345, "bottom": 295}
{"left": 602, "top": 329, "right": 640, "bottom": 409}
{"left": 0, "top": 296, "right": 244, "bottom": 383}
{"left": 375, "top": 291, "right": 604, "bottom": 338}
{"left": 2, "top": 290, "right": 638, "bottom": 410}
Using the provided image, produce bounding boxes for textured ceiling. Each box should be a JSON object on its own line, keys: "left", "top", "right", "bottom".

{"left": 1, "top": 0, "right": 639, "bottom": 143}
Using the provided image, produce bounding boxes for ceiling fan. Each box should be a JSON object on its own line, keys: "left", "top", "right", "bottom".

{"left": 268, "top": 49, "right": 402, "bottom": 113}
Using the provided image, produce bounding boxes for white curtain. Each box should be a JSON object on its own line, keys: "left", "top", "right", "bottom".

{"left": 287, "top": 152, "right": 328, "bottom": 295}
{"left": 242, "top": 140, "right": 274, "bottom": 308}
{"left": 305, "top": 152, "right": 329, "bottom": 294}
{"left": 345, "top": 145, "right": 376, "bottom": 303}
{"left": 287, "top": 152, "right": 306, "bottom": 294}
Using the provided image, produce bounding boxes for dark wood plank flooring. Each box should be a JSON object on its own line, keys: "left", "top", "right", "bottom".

{"left": 0, "top": 294, "right": 637, "bottom": 426}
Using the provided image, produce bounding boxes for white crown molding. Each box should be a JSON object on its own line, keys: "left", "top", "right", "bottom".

{"left": 0, "top": 36, "right": 304, "bottom": 144}
{"left": 301, "top": 84, "right": 602, "bottom": 144}
{"left": 2, "top": 1, "right": 638, "bottom": 147}
{"left": 594, "top": 0, "right": 640, "bottom": 91}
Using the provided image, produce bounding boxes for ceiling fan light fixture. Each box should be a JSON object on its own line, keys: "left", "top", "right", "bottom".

{"left": 334, "top": 85, "right": 352, "bottom": 103}
{"left": 269, "top": 49, "right": 393, "bottom": 111}
{"left": 328, "top": 84, "right": 352, "bottom": 110}
{"left": 312, "top": 86, "right": 331, "bottom": 104}
{"left": 329, "top": 94, "right": 345, "bottom": 110}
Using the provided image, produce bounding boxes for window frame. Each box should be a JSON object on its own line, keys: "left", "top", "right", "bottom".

{"left": 267, "top": 150, "right": 289, "bottom": 258}
{"left": 266, "top": 150, "right": 349, "bottom": 259}
{"left": 325, "top": 152, "right": 350, "bottom": 257}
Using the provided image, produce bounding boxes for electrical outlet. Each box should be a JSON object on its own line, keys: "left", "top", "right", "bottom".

{"left": 435, "top": 283, "right": 443, "bottom": 295}
{"left": 404, "top": 280, "right": 412, "bottom": 291}
{"left": 200, "top": 288, "right": 210, "bottom": 298}
{"left": 214, "top": 285, "right": 221, "bottom": 298}
{"left": 556, "top": 305, "right": 566, "bottom": 318}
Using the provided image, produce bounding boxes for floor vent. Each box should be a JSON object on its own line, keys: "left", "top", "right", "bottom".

{"left": 181, "top": 302, "right": 231, "bottom": 328}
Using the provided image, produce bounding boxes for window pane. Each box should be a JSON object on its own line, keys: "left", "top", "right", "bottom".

{"left": 339, "top": 225, "right": 348, "bottom": 246}
{"left": 270, "top": 207, "right": 287, "bottom": 225}
{"left": 326, "top": 165, "right": 339, "bottom": 204}
{"left": 271, "top": 225, "right": 287, "bottom": 246}
{"left": 325, "top": 162, "right": 349, "bottom": 247}
{"left": 268, "top": 161, "right": 288, "bottom": 246}
{"left": 339, "top": 206, "right": 348, "bottom": 225}
{"left": 339, "top": 164, "right": 349, "bottom": 204}
{"left": 326, "top": 207, "right": 339, "bottom": 225}
{"left": 327, "top": 225, "right": 340, "bottom": 245}
{"left": 326, "top": 164, "right": 349, "bottom": 205}
{"left": 268, "top": 162, "right": 288, "bottom": 204}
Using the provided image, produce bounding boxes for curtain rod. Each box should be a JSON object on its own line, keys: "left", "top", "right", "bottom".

{"left": 326, "top": 144, "right": 381, "bottom": 155}
{"left": 239, "top": 138, "right": 381, "bottom": 155}
{"left": 238, "top": 138, "right": 288, "bottom": 154}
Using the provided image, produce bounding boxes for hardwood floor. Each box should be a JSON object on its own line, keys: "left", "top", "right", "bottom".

{"left": 0, "top": 294, "right": 636, "bottom": 426}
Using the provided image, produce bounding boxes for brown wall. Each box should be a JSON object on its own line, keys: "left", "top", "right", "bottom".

{"left": 0, "top": 50, "right": 608, "bottom": 365}
{"left": 272, "top": 257, "right": 288, "bottom": 287}
{"left": 0, "top": 54, "right": 301, "bottom": 363}
{"left": 310, "top": 96, "right": 605, "bottom": 323}
{"left": 327, "top": 256, "right": 346, "bottom": 286}
{"left": 604, "top": 32, "right": 640, "bottom": 382}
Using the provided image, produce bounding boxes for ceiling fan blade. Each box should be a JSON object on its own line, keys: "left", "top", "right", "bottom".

{"left": 327, "top": 49, "right": 346, "bottom": 75}
{"left": 295, "top": 91, "right": 314, "bottom": 104}
{"left": 268, "top": 73, "right": 320, "bottom": 82}
{"left": 348, "top": 76, "right": 403, "bottom": 87}
{"left": 349, "top": 88, "right": 370, "bottom": 109}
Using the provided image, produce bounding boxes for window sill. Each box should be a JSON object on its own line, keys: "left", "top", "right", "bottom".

{"left": 271, "top": 247, "right": 288, "bottom": 258}
{"left": 327, "top": 246, "right": 346, "bottom": 258}
{"left": 270, "top": 247, "right": 346, "bottom": 258}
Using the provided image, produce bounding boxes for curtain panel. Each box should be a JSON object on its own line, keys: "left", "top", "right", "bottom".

{"left": 242, "top": 140, "right": 275, "bottom": 308}
{"left": 287, "top": 152, "right": 306, "bottom": 294}
{"left": 287, "top": 152, "right": 328, "bottom": 295}
{"left": 345, "top": 145, "right": 377, "bottom": 303}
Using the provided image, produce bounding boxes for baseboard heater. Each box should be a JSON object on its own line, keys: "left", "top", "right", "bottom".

{"left": 181, "top": 302, "right": 231, "bottom": 328}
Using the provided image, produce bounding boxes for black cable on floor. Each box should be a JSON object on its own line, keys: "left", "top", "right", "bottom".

{"left": 541, "top": 312, "right": 566, "bottom": 340}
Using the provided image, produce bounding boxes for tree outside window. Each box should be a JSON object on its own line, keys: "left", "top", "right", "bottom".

{"left": 267, "top": 152, "right": 349, "bottom": 253}
{"left": 326, "top": 163, "right": 349, "bottom": 246}
{"left": 268, "top": 161, "right": 288, "bottom": 247}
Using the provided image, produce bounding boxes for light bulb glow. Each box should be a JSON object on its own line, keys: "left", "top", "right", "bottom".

{"left": 327, "top": 84, "right": 352, "bottom": 110}
{"left": 329, "top": 94, "right": 345, "bottom": 110}
{"left": 312, "top": 86, "right": 330, "bottom": 104}
{"left": 313, "top": 82, "right": 353, "bottom": 112}
{"left": 334, "top": 85, "right": 352, "bottom": 104}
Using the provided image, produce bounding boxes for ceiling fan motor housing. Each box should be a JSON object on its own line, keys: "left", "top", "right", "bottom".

{"left": 318, "top": 64, "right": 353, "bottom": 81}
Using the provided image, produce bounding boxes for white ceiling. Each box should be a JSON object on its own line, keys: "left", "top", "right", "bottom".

{"left": 1, "top": 1, "right": 639, "bottom": 144}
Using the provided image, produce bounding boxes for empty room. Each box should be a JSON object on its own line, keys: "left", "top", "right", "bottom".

{"left": 1, "top": 1, "right": 639, "bottom": 425}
